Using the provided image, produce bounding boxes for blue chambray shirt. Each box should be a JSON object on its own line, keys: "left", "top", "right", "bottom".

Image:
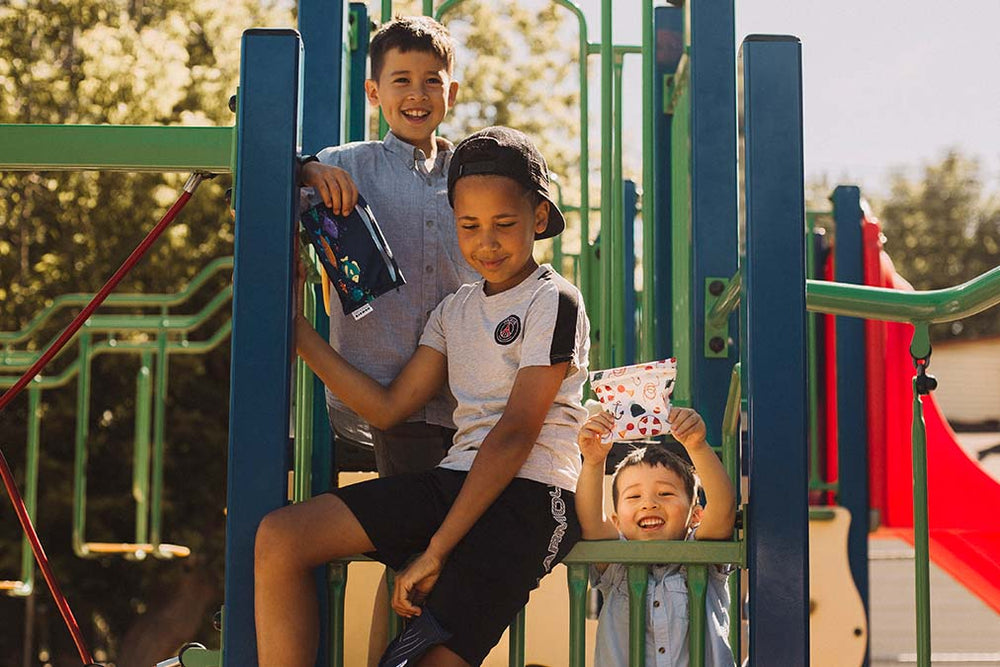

{"left": 314, "top": 132, "right": 479, "bottom": 428}
{"left": 591, "top": 533, "right": 736, "bottom": 667}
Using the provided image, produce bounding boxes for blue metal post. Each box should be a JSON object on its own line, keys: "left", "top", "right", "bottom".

{"left": 299, "top": 0, "right": 348, "bottom": 154}
{"left": 348, "top": 3, "right": 371, "bottom": 143}
{"left": 740, "top": 34, "right": 810, "bottom": 665}
{"left": 652, "top": 5, "right": 684, "bottom": 361}
{"left": 832, "top": 185, "right": 871, "bottom": 665}
{"left": 689, "top": 0, "right": 739, "bottom": 445}
{"left": 623, "top": 179, "right": 637, "bottom": 365}
{"left": 224, "top": 29, "right": 303, "bottom": 666}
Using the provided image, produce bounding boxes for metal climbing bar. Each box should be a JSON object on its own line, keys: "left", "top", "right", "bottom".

{"left": 0, "top": 124, "right": 234, "bottom": 173}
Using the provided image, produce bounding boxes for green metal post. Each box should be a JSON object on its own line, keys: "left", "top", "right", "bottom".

{"left": 599, "top": 0, "right": 613, "bottom": 370}
{"left": 687, "top": 565, "right": 708, "bottom": 667}
{"left": 910, "top": 326, "right": 932, "bottom": 667}
{"left": 72, "top": 333, "right": 93, "bottom": 557}
{"left": 805, "top": 220, "right": 823, "bottom": 492}
{"left": 508, "top": 609, "right": 526, "bottom": 667}
{"left": 328, "top": 563, "right": 348, "bottom": 667}
{"left": 18, "top": 386, "right": 41, "bottom": 594}
{"left": 294, "top": 282, "right": 317, "bottom": 503}
{"left": 133, "top": 351, "right": 153, "bottom": 546}
{"left": 627, "top": 564, "right": 648, "bottom": 667}
{"left": 423, "top": 0, "right": 433, "bottom": 16}
{"left": 386, "top": 568, "right": 401, "bottom": 642}
{"left": 379, "top": 0, "right": 392, "bottom": 139}
{"left": 150, "top": 320, "right": 169, "bottom": 552}
{"left": 611, "top": 54, "right": 626, "bottom": 366}
{"left": 640, "top": 0, "right": 656, "bottom": 361}
{"left": 567, "top": 563, "right": 588, "bottom": 667}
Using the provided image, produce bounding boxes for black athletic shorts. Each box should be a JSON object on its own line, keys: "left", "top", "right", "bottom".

{"left": 332, "top": 467, "right": 581, "bottom": 665}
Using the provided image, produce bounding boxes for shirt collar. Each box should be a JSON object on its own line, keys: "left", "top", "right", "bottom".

{"left": 383, "top": 131, "right": 454, "bottom": 174}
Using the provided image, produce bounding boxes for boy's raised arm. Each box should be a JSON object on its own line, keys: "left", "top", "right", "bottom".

{"left": 576, "top": 411, "right": 620, "bottom": 541}
{"left": 295, "top": 314, "right": 447, "bottom": 431}
{"left": 390, "top": 361, "right": 570, "bottom": 618}
{"left": 669, "top": 407, "right": 737, "bottom": 540}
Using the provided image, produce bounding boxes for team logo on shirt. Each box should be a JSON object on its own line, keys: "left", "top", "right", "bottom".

{"left": 494, "top": 314, "right": 521, "bottom": 345}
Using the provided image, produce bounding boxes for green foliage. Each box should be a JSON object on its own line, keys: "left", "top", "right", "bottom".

{"left": 878, "top": 150, "right": 1000, "bottom": 341}
{"left": 0, "top": 0, "right": 292, "bottom": 663}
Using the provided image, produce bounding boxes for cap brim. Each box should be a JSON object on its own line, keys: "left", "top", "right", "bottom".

{"left": 535, "top": 194, "right": 565, "bottom": 240}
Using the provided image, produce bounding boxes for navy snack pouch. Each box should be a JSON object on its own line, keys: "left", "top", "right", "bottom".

{"left": 299, "top": 194, "right": 406, "bottom": 320}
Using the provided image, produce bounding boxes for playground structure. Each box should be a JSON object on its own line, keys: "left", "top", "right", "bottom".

{"left": 2, "top": 1, "right": 1000, "bottom": 666}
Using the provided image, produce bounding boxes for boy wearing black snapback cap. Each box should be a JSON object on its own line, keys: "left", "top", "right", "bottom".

{"left": 256, "top": 127, "right": 589, "bottom": 667}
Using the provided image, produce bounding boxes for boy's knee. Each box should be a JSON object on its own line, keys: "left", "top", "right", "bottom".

{"left": 255, "top": 509, "right": 296, "bottom": 568}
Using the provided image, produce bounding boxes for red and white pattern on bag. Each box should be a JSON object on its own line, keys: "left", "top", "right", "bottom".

{"left": 590, "top": 359, "right": 677, "bottom": 441}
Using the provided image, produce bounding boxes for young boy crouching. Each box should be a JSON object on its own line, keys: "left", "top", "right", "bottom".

{"left": 576, "top": 408, "right": 738, "bottom": 666}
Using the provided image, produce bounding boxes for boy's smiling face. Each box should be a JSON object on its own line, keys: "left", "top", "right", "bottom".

{"left": 365, "top": 47, "right": 458, "bottom": 156}
{"left": 452, "top": 175, "right": 548, "bottom": 296}
{"left": 612, "top": 463, "right": 700, "bottom": 542}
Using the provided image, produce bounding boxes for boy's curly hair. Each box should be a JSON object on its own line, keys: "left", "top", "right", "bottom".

{"left": 610, "top": 445, "right": 700, "bottom": 509}
{"left": 370, "top": 15, "right": 456, "bottom": 81}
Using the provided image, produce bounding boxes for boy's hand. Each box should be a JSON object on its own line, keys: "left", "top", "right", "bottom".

{"left": 578, "top": 410, "right": 615, "bottom": 465}
{"left": 391, "top": 550, "right": 445, "bottom": 618}
{"left": 668, "top": 407, "right": 708, "bottom": 451}
{"left": 301, "top": 162, "right": 358, "bottom": 217}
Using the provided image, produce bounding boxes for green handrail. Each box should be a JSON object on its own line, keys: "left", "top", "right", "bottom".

{"left": 805, "top": 264, "right": 1000, "bottom": 323}
{"left": 0, "top": 256, "right": 233, "bottom": 345}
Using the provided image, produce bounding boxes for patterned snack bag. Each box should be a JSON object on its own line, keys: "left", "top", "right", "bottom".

{"left": 589, "top": 359, "right": 677, "bottom": 441}
{"left": 300, "top": 192, "right": 406, "bottom": 321}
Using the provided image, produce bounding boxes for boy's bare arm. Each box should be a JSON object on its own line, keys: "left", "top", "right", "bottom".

{"left": 301, "top": 161, "right": 358, "bottom": 216}
{"left": 295, "top": 314, "right": 447, "bottom": 430}
{"left": 390, "top": 361, "right": 570, "bottom": 618}
{"left": 669, "top": 407, "right": 736, "bottom": 540}
{"left": 576, "top": 411, "right": 620, "bottom": 541}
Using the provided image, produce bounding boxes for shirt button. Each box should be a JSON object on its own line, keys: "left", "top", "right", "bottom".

{"left": 658, "top": 647, "right": 666, "bottom": 654}
{"left": 426, "top": 179, "right": 433, "bottom": 186}
{"left": 425, "top": 265, "right": 434, "bottom": 274}
{"left": 426, "top": 220, "right": 434, "bottom": 228}
{"left": 653, "top": 600, "right": 660, "bottom": 608}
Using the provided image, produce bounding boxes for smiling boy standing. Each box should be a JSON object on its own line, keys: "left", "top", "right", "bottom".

{"left": 299, "top": 15, "right": 477, "bottom": 478}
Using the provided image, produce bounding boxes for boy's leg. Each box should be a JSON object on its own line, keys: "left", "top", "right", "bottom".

{"left": 416, "top": 645, "right": 470, "bottom": 667}
{"left": 367, "top": 422, "right": 454, "bottom": 666}
{"left": 255, "top": 493, "right": 374, "bottom": 667}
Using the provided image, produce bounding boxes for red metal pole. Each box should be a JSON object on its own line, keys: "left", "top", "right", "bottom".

{"left": 0, "top": 173, "right": 205, "bottom": 664}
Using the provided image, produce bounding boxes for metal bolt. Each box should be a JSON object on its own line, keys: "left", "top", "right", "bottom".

{"left": 228, "top": 94, "right": 237, "bottom": 113}
{"left": 709, "top": 337, "right": 725, "bottom": 353}
{"left": 709, "top": 280, "right": 725, "bottom": 296}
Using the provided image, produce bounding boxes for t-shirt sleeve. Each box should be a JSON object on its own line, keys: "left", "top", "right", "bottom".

{"left": 418, "top": 297, "right": 448, "bottom": 356}
{"left": 519, "top": 284, "right": 582, "bottom": 369}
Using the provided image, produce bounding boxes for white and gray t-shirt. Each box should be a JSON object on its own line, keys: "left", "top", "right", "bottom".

{"left": 419, "top": 264, "right": 590, "bottom": 492}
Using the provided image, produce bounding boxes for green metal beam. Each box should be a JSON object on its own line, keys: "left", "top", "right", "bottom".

{"left": 0, "top": 124, "right": 234, "bottom": 173}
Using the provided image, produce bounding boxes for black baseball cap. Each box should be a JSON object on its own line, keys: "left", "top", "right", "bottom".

{"left": 447, "top": 126, "right": 565, "bottom": 240}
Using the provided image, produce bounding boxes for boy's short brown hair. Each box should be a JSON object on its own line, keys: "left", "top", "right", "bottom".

{"left": 370, "top": 15, "right": 455, "bottom": 81}
{"left": 610, "top": 445, "right": 700, "bottom": 509}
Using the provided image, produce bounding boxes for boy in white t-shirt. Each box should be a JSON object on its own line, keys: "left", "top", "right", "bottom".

{"left": 255, "top": 127, "right": 590, "bottom": 667}
{"left": 577, "top": 409, "right": 737, "bottom": 666}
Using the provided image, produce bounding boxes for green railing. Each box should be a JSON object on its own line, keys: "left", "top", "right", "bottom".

{"left": 0, "top": 259, "right": 233, "bottom": 593}
{"left": 706, "top": 262, "right": 1000, "bottom": 667}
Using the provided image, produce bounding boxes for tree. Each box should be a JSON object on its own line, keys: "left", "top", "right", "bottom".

{"left": 879, "top": 150, "right": 1000, "bottom": 341}
{"left": 0, "top": 1, "right": 293, "bottom": 664}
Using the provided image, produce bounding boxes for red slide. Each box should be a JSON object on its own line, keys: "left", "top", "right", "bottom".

{"left": 863, "top": 216, "right": 1000, "bottom": 614}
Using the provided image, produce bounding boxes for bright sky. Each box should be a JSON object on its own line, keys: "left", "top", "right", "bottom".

{"left": 572, "top": 0, "right": 1000, "bottom": 196}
